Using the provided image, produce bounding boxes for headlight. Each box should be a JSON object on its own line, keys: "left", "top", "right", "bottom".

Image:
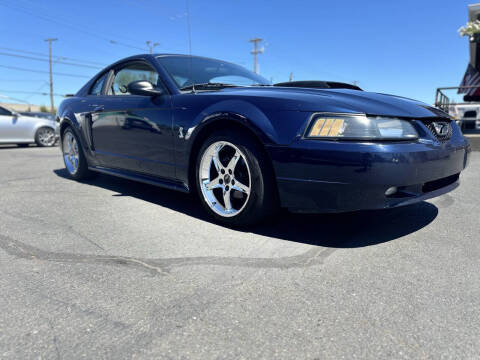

{"left": 306, "top": 114, "right": 418, "bottom": 140}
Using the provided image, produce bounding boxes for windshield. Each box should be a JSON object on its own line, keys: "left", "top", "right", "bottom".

{"left": 156, "top": 55, "right": 270, "bottom": 90}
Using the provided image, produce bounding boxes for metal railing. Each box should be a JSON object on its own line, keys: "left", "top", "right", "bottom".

{"left": 435, "top": 85, "right": 480, "bottom": 112}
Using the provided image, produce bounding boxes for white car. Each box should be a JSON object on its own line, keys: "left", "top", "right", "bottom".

{"left": 448, "top": 103, "right": 480, "bottom": 131}
{"left": 0, "top": 105, "right": 58, "bottom": 147}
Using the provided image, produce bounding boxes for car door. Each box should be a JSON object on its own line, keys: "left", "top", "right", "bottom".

{"left": 89, "top": 60, "right": 175, "bottom": 179}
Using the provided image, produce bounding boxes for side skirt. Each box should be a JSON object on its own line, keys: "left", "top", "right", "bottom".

{"left": 88, "top": 166, "right": 189, "bottom": 193}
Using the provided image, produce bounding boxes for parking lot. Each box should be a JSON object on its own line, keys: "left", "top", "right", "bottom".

{"left": 0, "top": 145, "right": 479, "bottom": 359}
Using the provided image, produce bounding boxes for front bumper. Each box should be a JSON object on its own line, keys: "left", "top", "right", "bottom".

{"left": 267, "top": 137, "right": 470, "bottom": 213}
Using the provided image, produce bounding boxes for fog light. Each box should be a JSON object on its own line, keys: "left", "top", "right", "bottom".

{"left": 385, "top": 186, "right": 398, "bottom": 196}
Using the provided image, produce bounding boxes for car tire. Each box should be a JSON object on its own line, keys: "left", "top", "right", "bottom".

{"left": 61, "top": 126, "right": 93, "bottom": 180}
{"left": 34, "top": 126, "right": 56, "bottom": 147}
{"left": 195, "top": 129, "right": 278, "bottom": 226}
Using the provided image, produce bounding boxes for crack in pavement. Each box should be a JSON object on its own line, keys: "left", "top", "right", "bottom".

{"left": 0, "top": 234, "right": 335, "bottom": 276}
{"left": 1, "top": 210, "right": 105, "bottom": 250}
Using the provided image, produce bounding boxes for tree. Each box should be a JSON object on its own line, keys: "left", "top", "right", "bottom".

{"left": 39, "top": 104, "right": 57, "bottom": 114}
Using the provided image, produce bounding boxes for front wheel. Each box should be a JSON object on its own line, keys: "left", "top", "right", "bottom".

{"left": 62, "top": 127, "right": 92, "bottom": 180}
{"left": 35, "top": 127, "right": 56, "bottom": 147}
{"left": 196, "top": 130, "right": 277, "bottom": 226}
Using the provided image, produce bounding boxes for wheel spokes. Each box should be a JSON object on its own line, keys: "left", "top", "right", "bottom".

{"left": 205, "top": 176, "right": 222, "bottom": 190}
{"left": 63, "top": 132, "right": 79, "bottom": 175}
{"left": 199, "top": 141, "right": 251, "bottom": 217}
{"left": 223, "top": 188, "right": 232, "bottom": 211}
{"left": 226, "top": 150, "right": 240, "bottom": 173}
{"left": 211, "top": 143, "right": 224, "bottom": 172}
{"left": 232, "top": 180, "right": 250, "bottom": 195}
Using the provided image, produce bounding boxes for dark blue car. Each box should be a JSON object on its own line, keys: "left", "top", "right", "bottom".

{"left": 58, "top": 54, "right": 470, "bottom": 226}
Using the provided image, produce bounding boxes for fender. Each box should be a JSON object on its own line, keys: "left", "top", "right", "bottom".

{"left": 173, "top": 99, "right": 279, "bottom": 186}
{"left": 58, "top": 108, "right": 99, "bottom": 166}
{"left": 185, "top": 99, "right": 279, "bottom": 149}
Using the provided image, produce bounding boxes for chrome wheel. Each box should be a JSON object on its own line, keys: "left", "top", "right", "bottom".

{"left": 199, "top": 141, "right": 251, "bottom": 217}
{"left": 63, "top": 131, "right": 80, "bottom": 175}
{"left": 37, "top": 127, "right": 56, "bottom": 146}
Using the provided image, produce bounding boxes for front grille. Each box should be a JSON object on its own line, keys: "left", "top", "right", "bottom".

{"left": 420, "top": 119, "right": 452, "bottom": 142}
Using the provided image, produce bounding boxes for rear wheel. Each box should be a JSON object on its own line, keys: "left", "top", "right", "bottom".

{"left": 62, "top": 127, "right": 92, "bottom": 180}
{"left": 196, "top": 130, "right": 277, "bottom": 226}
{"left": 35, "top": 127, "right": 56, "bottom": 147}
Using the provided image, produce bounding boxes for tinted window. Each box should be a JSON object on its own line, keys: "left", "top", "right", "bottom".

{"left": 157, "top": 55, "right": 270, "bottom": 89}
{"left": 0, "top": 106, "right": 12, "bottom": 116}
{"left": 110, "top": 62, "right": 159, "bottom": 95}
{"left": 89, "top": 72, "right": 108, "bottom": 95}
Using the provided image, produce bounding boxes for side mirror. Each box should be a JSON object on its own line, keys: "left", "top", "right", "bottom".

{"left": 127, "top": 80, "right": 163, "bottom": 96}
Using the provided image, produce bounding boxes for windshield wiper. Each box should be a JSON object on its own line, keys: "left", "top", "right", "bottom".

{"left": 179, "top": 82, "right": 240, "bottom": 91}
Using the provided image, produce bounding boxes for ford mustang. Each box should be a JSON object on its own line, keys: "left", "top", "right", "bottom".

{"left": 57, "top": 54, "right": 470, "bottom": 226}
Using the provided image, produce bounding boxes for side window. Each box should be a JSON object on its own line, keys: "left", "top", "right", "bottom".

{"left": 0, "top": 106, "right": 12, "bottom": 116}
{"left": 89, "top": 72, "right": 108, "bottom": 95}
{"left": 110, "top": 62, "right": 160, "bottom": 96}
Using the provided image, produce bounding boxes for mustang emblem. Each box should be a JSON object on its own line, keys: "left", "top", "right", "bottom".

{"left": 432, "top": 122, "right": 450, "bottom": 136}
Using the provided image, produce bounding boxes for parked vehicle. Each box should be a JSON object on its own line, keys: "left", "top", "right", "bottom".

{"left": 437, "top": 3, "right": 480, "bottom": 131}
{"left": 20, "top": 111, "right": 55, "bottom": 121}
{"left": 58, "top": 54, "right": 470, "bottom": 226}
{"left": 0, "top": 105, "right": 58, "bottom": 147}
{"left": 435, "top": 86, "right": 480, "bottom": 131}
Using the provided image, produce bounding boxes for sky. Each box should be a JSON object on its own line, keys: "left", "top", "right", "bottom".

{"left": 0, "top": 0, "right": 475, "bottom": 107}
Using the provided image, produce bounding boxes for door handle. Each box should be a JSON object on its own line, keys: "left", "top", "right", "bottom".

{"left": 89, "top": 104, "right": 104, "bottom": 112}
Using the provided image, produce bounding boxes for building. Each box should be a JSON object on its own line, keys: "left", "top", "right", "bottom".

{"left": 0, "top": 103, "right": 43, "bottom": 112}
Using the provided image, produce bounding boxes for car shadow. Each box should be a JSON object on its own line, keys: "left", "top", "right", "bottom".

{"left": 0, "top": 144, "right": 31, "bottom": 149}
{"left": 0, "top": 144, "right": 57, "bottom": 149}
{"left": 53, "top": 168, "right": 438, "bottom": 249}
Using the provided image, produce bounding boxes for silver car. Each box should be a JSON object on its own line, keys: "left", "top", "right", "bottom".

{"left": 0, "top": 105, "right": 58, "bottom": 147}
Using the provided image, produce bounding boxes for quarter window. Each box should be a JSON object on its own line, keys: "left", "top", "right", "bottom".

{"left": 89, "top": 72, "right": 108, "bottom": 95}
{"left": 110, "top": 62, "right": 160, "bottom": 95}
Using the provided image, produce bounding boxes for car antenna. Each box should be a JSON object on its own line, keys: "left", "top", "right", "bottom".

{"left": 186, "top": 0, "right": 195, "bottom": 93}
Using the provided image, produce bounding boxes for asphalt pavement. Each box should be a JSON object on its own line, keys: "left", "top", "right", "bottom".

{"left": 0, "top": 146, "right": 479, "bottom": 359}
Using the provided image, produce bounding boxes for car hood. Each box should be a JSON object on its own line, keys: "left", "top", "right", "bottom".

{"left": 216, "top": 87, "right": 449, "bottom": 119}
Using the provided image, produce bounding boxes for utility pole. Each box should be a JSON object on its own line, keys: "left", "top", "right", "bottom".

{"left": 249, "top": 38, "right": 264, "bottom": 74}
{"left": 146, "top": 41, "right": 160, "bottom": 54}
{"left": 44, "top": 38, "right": 57, "bottom": 114}
{"left": 289, "top": 72, "right": 293, "bottom": 82}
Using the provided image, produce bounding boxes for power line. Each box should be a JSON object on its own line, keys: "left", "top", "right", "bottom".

{"left": 0, "top": 0, "right": 146, "bottom": 51}
{"left": 22, "top": 81, "right": 49, "bottom": 102}
{"left": 0, "top": 46, "right": 106, "bottom": 66}
{"left": 0, "top": 93, "right": 30, "bottom": 104}
{"left": 0, "top": 89, "right": 65, "bottom": 96}
{"left": 0, "top": 64, "right": 90, "bottom": 78}
{"left": 0, "top": 51, "right": 102, "bottom": 69}
{"left": 13, "top": 0, "right": 141, "bottom": 44}
{"left": 0, "top": 79, "right": 46, "bottom": 82}
{"left": 109, "top": 40, "right": 146, "bottom": 52}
